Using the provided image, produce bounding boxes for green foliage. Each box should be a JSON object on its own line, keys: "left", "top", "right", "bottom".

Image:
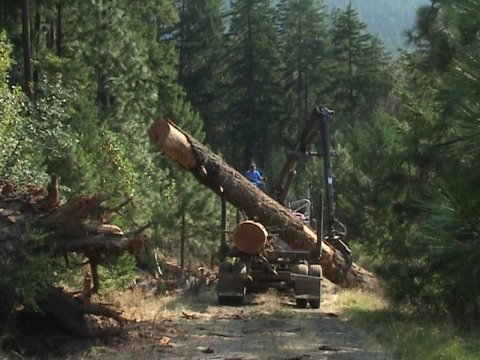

{"left": 329, "top": 3, "right": 392, "bottom": 123}
{"left": 0, "top": 31, "right": 81, "bottom": 186}
{"left": 177, "top": 0, "right": 226, "bottom": 146}
{"left": 33, "top": 75, "right": 77, "bottom": 157}
{"left": 406, "top": 170, "right": 480, "bottom": 322}
{"left": 277, "top": 0, "right": 331, "bottom": 123}
{"left": 368, "top": 0, "right": 480, "bottom": 325}
{"left": 99, "top": 253, "right": 138, "bottom": 291}
{"left": 405, "top": 1, "right": 455, "bottom": 73}
{"left": 0, "top": 31, "right": 12, "bottom": 72}
{"left": 0, "top": 32, "right": 31, "bottom": 183}
{"left": 0, "top": 227, "right": 56, "bottom": 313}
{"left": 334, "top": 109, "right": 406, "bottom": 247}
{"left": 340, "top": 290, "right": 480, "bottom": 360}
{"left": 223, "top": 0, "right": 284, "bottom": 169}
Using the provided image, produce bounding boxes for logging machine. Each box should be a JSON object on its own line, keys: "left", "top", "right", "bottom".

{"left": 217, "top": 106, "right": 350, "bottom": 308}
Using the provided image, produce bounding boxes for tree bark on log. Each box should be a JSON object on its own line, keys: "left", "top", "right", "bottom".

{"left": 148, "top": 118, "right": 377, "bottom": 289}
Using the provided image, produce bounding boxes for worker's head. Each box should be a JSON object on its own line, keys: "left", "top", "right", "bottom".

{"left": 250, "top": 163, "right": 256, "bottom": 170}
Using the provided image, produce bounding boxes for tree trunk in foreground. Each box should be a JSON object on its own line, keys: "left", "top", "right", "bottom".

{"left": 149, "top": 118, "right": 377, "bottom": 289}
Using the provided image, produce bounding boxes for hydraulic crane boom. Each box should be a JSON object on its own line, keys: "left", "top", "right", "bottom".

{"left": 273, "top": 106, "right": 350, "bottom": 260}
{"left": 274, "top": 106, "right": 327, "bottom": 205}
{"left": 318, "top": 107, "right": 350, "bottom": 260}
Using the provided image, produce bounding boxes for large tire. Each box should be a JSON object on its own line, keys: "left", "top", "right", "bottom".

{"left": 309, "top": 298, "right": 320, "bottom": 309}
{"left": 217, "top": 258, "right": 246, "bottom": 305}
{"left": 231, "top": 258, "right": 247, "bottom": 274}
{"left": 308, "top": 264, "right": 322, "bottom": 309}
{"left": 232, "top": 259, "right": 247, "bottom": 304}
{"left": 219, "top": 260, "right": 232, "bottom": 274}
{"left": 308, "top": 264, "right": 322, "bottom": 277}
{"left": 218, "top": 295, "right": 232, "bottom": 305}
{"left": 292, "top": 263, "right": 309, "bottom": 308}
{"left": 296, "top": 298, "right": 308, "bottom": 309}
{"left": 290, "top": 263, "right": 308, "bottom": 275}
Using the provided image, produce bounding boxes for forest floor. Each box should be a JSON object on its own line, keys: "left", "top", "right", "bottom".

{"left": 54, "top": 279, "right": 388, "bottom": 360}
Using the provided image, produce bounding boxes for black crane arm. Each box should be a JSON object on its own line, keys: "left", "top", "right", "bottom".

{"left": 273, "top": 106, "right": 331, "bottom": 205}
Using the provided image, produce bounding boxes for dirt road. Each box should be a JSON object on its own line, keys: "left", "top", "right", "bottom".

{"left": 76, "top": 284, "right": 388, "bottom": 360}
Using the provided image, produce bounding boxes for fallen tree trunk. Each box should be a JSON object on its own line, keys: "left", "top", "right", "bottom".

{"left": 148, "top": 118, "right": 377, "bottom": 289}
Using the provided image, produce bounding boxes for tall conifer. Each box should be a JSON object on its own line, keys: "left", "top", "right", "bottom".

{"left": 329, "top": 3, "right": 391, "bottom": 125}
{"left": 277, "top": 0, "right": 330, "bottom": 126}
{"left": 224, "top": 0, "right": 283, "bottom": 170}
{"left": 176, "top": 0, "right": 226, "bottom": 149}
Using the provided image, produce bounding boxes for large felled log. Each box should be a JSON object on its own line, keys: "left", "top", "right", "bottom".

{"left": 148, "top": 118, "right": 377, "bottom": 289}
{"left": 234, "top": 220, "right": 268, "bottom": 255}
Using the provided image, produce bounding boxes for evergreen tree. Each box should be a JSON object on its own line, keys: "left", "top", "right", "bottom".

{"left": 1, "top": 0, "right": 222, "bottom": 258}
{"left": 324, "top": 4, "right": 393, "bottom": 251}
{"left": 176, "top": 0, "right": 226, "bottom": 150}
{"left": 405, "top": 0, "right": 454, "bottom": 73}
{"left": 329, "top": 3, "right": 391, "bottom": 124}
{"left": 223, "top": 0, "right": 284, "bottom": 170}
{"left": 371, "top": 0, "right": 480, "bottom": 324}
{"left": 277, "top": 0, "right": 330, "bottom": 126}
{"left": 412, "top": 0, "right": 480, "bottom": 322}
{"left": 49, "top": 0, "right": 180, "bottom": 213}
{"left": 273, "top": 0, "right": 332, "bottom": 201}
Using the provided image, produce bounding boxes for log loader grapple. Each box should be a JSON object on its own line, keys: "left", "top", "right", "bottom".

{"left": 217, "top": 106, "right": 350, "bottom": 308}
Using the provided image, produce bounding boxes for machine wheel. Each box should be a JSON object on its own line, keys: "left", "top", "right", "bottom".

{"left": 218, "top": 293, "right": 245, "bottom": 306}
{"left": 296, "top": 298, "right": 308, "bottom": 309}
{"left": 308, "top": 264, "right": 322, "bottom": 277}
{"left": 219, "top": 260, "right": 232, "bottom": 274}
{"left": 231, "top": 258, "right": 247, "bottom": 274}
{"left": 291, "top": 263, "right": 309, "bottom": 308}
{"left": 217, "top": 258, "right": 246, "bottom": 305}
{"left": 290, "top": 263, "right": 308, "bottom": 275}
{"left": 218, "top": 295, "right": 232, "bottom": 305}
{"left": 308, "top": 264, "right": 322, "bottom": 309}
{"left": 309, "top": 298, "right": 320, "bottom": 309}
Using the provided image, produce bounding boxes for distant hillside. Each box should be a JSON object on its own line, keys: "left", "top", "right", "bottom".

{"left": 223, "top": 0, "right": 430, "bottom": 55}
{"left": 327, "top": 0, "right": 430, "bottom": 54}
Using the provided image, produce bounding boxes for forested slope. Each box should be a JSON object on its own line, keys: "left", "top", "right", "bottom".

{"left": 327, "top": 0, "right": 429, "bottom": 53}
{"left": 258, "top": 0, "right": 430, "bottom": 54}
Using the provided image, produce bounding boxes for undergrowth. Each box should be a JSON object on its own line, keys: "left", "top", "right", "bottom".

{"left": 337, "top": 289, "right": 480, "bottom": 360}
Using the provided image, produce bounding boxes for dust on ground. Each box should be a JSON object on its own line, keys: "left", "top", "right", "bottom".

{"left": 61, "top": 281, "right": 388, "bottom": 360}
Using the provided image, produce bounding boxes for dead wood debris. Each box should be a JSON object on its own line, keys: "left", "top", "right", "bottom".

{"left": 0, "top": 176, "right": 148, "bottom": 355}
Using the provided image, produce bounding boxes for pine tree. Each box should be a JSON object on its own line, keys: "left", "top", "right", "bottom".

{"left": 323, "top": 4, "right": 393, "bottom": 252}
{"left": 416, "top": 0, "right": 480, "bottom": 322}
{"left": 329, "top": 3, "right": 391, "bottom": 125}
{"left": 176, "top": 0, "right": 225, "bottom": 147}
{"left": 277, "top": 0, "right": 330, "bottom": 126}
{"left": 371, "top": 0, "right": 480, "bottom": 323}
{"left": 223, "top": 0, "right": 284, "bottom": 170}
{"left": 273, "top": 0, "right": 333, "bottom": 201}
{"left": 405, "top": 1, "right": 455, "bottom": 73}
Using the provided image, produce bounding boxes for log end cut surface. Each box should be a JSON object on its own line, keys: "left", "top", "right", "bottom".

{"left": 148, "top": 119, "right": 196, "bottom": 169}
{"left": 233, "top": 221, "right": 267, "bottom": 255}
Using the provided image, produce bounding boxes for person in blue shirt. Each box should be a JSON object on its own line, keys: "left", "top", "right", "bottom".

{"left": 245, "top": 163, "right": 264, "bottom": 187}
